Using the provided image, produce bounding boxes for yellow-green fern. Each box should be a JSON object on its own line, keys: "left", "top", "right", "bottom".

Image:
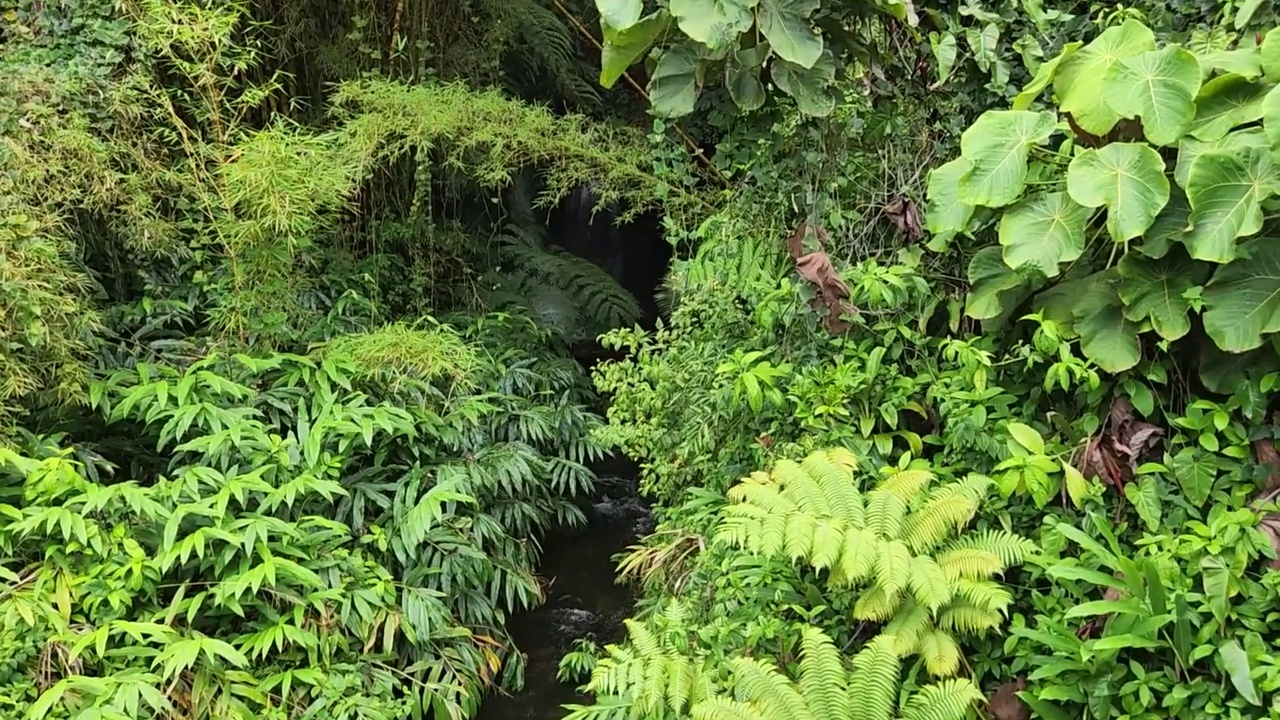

{"left": 716, "top": 448, "right": 1036, "bottom": 676}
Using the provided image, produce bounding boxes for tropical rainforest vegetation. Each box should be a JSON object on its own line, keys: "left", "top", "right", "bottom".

{"left": 4, "top": 0, "right": 1280, "bottom": 718}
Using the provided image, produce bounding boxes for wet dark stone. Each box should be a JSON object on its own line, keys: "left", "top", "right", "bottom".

{"left": 476, "top": 467, "right": 650, "bottom": 720}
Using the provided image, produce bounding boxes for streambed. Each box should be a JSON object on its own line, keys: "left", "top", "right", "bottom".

{"left": 476, "top": 464, "right": 652, "bottom": 719}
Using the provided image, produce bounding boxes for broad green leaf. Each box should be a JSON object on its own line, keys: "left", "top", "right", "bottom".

{"left": 597, "top": 0, "right": 643, "bottom": 29}
{"left": 1103, "top": 46, "right": 1202, "bottom": 146}
{"left": 956, "top": 110, "right": 1058, "bottom": 207}
{"left": 1074, "top": 273, "right": 1143, "bottom": 372}
{"left": 1187, "top": 73, "right": 1271, "bottom": 141}
{"left": 771, "top": 51, "right": 835, "bottom": 117}
{"left": 1006, "top": 422, "right": 1045, "bottom": 454}
{"left": 1136, "top": 184, "right": 1191, "bottom": 259}
{"left": 1117, "top": 249, "right": 1208, "bottom": 340}
{"left": 648, "top": 45, "right": 702, "bottom": 118}
{"left": 669, "top": 0, "right": 756, "bottom": 50}
{"left": 1062, "top": 461, "right": 1089, "bottom": 508}
{"left": 1219, "top": 640, "right": 1262, "bottom": 705}
{"left": 1203, "top": 237, "right": 1280, "bottom": 352}
{"left": 924, "top": 157, "right": 975, "bottom": 251}
{"left": 929, "top": 31, "right": 957, "bottom": 87}
{"left": 1263, "top": 84, "right": 1280, "bottom": 150}
{"left": 1201, "top": 556, "right": 1230, "bottom": 624}
{"left": 757, "top": 0, "right": 822, "bottom": 68}
{"left": 1170, "top": 446, "right": 1214, "bottom": 506}
{"left": 1196, "top": 47, "right": 1263, "bottom": 80}
{"left": 1066, "top": 143, "right": 1169, "bottom": 242}
{"left": 1175, "top": 128, "right": 1268, "bottom": 188}
{"left": 600, "top": 11, "right": 672, "bottom": 88}
{"left": 1262, "top": 28, "right": 1280, "bottom": 81}
{"left": 725, "top": 43, "right": 769, "bottom": 111}
{"left": 966, "top": 246, "right": 1025, "bottom": 320}
{"left": 1013, "top": 42, "right": 1081, "bottom": 110}
{"left": 1122, "top": 475, "right": 1162, "bottom": 531}
{"left": 1054, "top": 20, "right": 1155, "bottom": 136}
{"left": 1182, "top": 147, "right": 1279, "bottom": 262}
{"left": 1235, "top": 0, "right": 1265, "bottom": 29}
{"left": 998, "top": 192, "right": 1089, "bottom": 277}
{"left": 966, "top": 23, "right": 1000, "bottom": 73}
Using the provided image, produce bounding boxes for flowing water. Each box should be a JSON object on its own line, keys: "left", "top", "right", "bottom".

{"left": 476, "top": 461, "right": 652, "bottom": 720}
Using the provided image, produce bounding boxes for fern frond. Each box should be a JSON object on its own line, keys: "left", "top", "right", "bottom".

{"left": 836, "top": 527, "right": 877, "bottom": 585}
{"left": 936, "top": 601, "right": 1003, "bottom": 635}
{"left": 874, "top": 538, "right": 913, "bottom": 596}
{"left": 800, "top": 450, "right": 859, "bottom": 517}
{"left": 797, "top": 626, "right": 849, "bottom": 719}
{"left": 899, "top": 678, "right": 985, "bottom": 720}
{"left": 951, "top": 578, "right": 1013, "bottom": 614}
{"left": 877, "top": 468, "right": 933, "bottom": 503}
{"left": 785, "top": 511, "right": 817, "bottom": 561}
{"left": 906, "top": 555, "right": 953, "bottom": 613}
{"left": 900, "top": 491, "right": 980, "bottom": 555}
{"left": 854, "top": 585, "right": 899, "bottom": 622}
{"left": 847, "top": 634, "right": 901, "bottom": 720}
{"left": 917, "top": 628, "right": 961, "bottom": 677}
{"left": 943, "top": 529, "right": 1037, "bottom": 568}
{"left": 726, "top": 657, "right": 814, "bottom": 720}
{"left": 810, "top": 518, "right": 846, "bottom": 571}
{"left": 774, "top": 458, "right": 831, "bottom": 515}
{"left": 692, "top": 696, "right": 766, "bottom": 720}
{"left": 864, "top": 489, "right": 907, "bottom": 539}
{"left": 882, "top": 599, "right": 930, "bottom": 655}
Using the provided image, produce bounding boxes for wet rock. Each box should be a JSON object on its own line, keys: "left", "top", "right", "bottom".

{"left": 547, "top": 607, "right": 598, "bottom": 641}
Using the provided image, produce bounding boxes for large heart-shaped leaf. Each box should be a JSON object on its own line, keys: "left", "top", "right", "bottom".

{"left": 1117, "top": 248, "right": 1208, "bottom": 340}
{"left": 1203, "top": 238, "right": 1280, "bottom": 352}
{"left": 1196, "top": 47, "right": 1263, "bottom": 80}
{"left": 1066, "top": 143, "right": 1169, "bottom": 242}
{"left": 966, "top": 246, "right": 1027, "bottom": 320}
{"left": 1182, "top": 147, "right": 1279, "bottom": 263}
{"left": 1102, "top": 45, "right": 1202, "bottom": 146}
{"left": 1175, "top": 128, "right": 1268, "bottom": 187}
{"left": 1073, "top": 272, "right": 1144, "bottom": 372}
{"left": 1262, "top": 27, "right": 1280, "bottom": 82}
{"left": 757, "top": 0, "right": 822, "bottom": 68}
{"left": 600, "top": 11, "right": 672, "bottom": 88}
{"left": 1187, "top": 73, "right": 1271, "bottom": 141}
{"left": 597, "top": 0, "right": 643, "bottom": 30}
{"left": 924, "top": 158, "right": 975, "bottom": 251}
{"left": 1137, "top": 184, "right": 1191, "bottom": 259}
{"left": 1054, "top": 20, "right": 1155, "bottom": 136}
{"left": 669, "top": 0, "right": 757, "bottom": 50}
{"left": 771, "top": 51, "right": 835, "bottom": 117}
{"left": 956, "top": 110, "right": 1058, "bottom": 208}
{"left": 726, "top": 44, "right": 768, "bottom": 111}
{"left": 648, "top": 45, "right": 702, "bottom": 118}
{"left": 998, "top": 192, "right": 1090, "bottom": 277}
{"left": 1013, "top": 42, "right": 1081, "bottom": 110}
{"left": 1263, "top": 84, "right": 1280, "bottom": 151}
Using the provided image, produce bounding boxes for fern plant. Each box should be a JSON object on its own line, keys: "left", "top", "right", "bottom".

{"left": 716, "top": 448, "right": 1036, "bottom": 676}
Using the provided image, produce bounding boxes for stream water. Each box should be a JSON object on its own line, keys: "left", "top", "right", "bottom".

{"left": 476, "top": 459, "right": 652, "bottom": 720}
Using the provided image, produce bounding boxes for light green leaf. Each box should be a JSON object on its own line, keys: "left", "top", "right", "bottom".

{"left": 1075, "top": 273, "right": 1143, "bottom": 372}
{"left": 648, "top": 45, "right": 702, "bottom": 118}
{"left": 725, "top": 43, "right": 769, "bottom": 112}
{"left": 597, "top": 0, "right": 643, "bottom": 29}
{"left": 966, "top": 246, "right": 1026, "bottom": 320}
{"left": 1103, "top": 45, "right": 1202, "bottom": 146}
{"left": 1219, "top": 640, "right": 1262, "bottom": 705}
{"left": 1123, "top": 475, "right": 1162, "bottom": 531}
{"left": 998, "top": 192, "right": 1089, "bottom": 277}
{"left": 929, "top": 31, "right": 957, "bottom": 87}
{"left": 1203, "top": 237, "right": 1280, "bottom": 352}
{"left": 1066, "top": 143, "right": 1169, "bottom": 242}
{"left": 1196, "top": 47, "right": 1263, "bottom": 80}
{"left": 1175, "top": 128, "right": 1268, "bottom": 188}
{"left": 1007, "top": 422, "right": 1045, "bottom": 454}
{"left": 1055, "top": 20, "right": 1156, "bottom": 135}
{"left": 924, "top": 157, "right": 975, "bottom": 251}
{"left": 1187, "top": 73, "right": 1271, "bottom": 141}
{"left": 966, "top": 23, "right": 1000, "bottom": 73}
{"left": 757, "top": 0, "right": 822, "bottom": 68}
{"left": 600, "top": 11, "right": 672, "bottom": 88}
{"left": 1013, "top": 42, "right": 1081, "bottom": 111}
{"left": 1262, "top": 28, "right": 1280, "bottom": 81}
{"left": 1182, "top": 147, "right": 1279, "bottom": 262}
{"left": 669, "top": 0, "right": 756, "bottom": 50}
{"left": 1263, "top": 84, "right": 1280, "bottom": 151}
{"left": 1235, "top": 0, "right": 1265, "bottom": 29}
{"left": 1170, "top": 446, "right": 1215, "bottom": 505}
{"left": 1117, "top": 249, "right": 1208, "bottom": 341}
{"left": 771, "top": 51, "right": 835, "bottom": 117}
{"left": 957, "top": 110, "right": 1058, "bottom": 207}
{"left": 1137, "top": 184, "right": 1191, "bottom": 259}
{"left": 1201, "top": 556, "right": 1229, "bottom": 624}
{"left": 1063, "top": 462, "right": 1089, "bottom": 508}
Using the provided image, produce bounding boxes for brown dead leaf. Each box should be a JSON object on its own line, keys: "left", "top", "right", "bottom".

{"left": 1254, "top": 435, "right": 1280, "bottom": 496}
{"left": 1259, "top": 514, "right": 1280, "bottom": 570}
{"left": 786, "top": 223, "right": 857, "bottom": 334}
{"left": 989, "top": 677, "right": 1029, "bottom": 720}
{"left": 1077, "top": 395, "right": 1164, "bottom": 488}
{"left": 884, "top": 197, "right": 923, "bottom": 240}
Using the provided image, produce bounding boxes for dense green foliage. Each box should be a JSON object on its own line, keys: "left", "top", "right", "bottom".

{"left": 8, "top": 0, "right": 1280, "bottom": 719}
